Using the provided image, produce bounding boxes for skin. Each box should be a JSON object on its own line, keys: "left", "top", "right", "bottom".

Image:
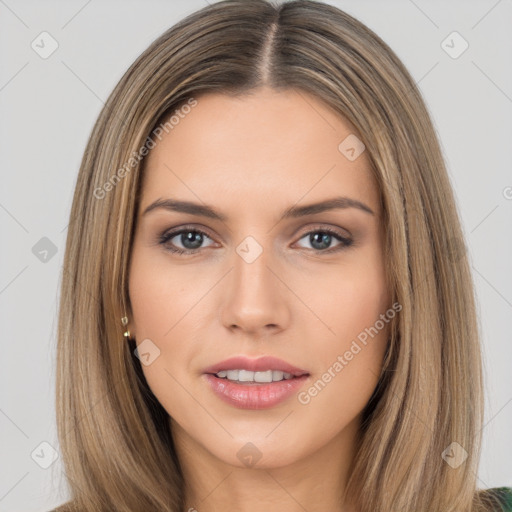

{"left": 128, "top": 86, "right": 391, "bottom": 512}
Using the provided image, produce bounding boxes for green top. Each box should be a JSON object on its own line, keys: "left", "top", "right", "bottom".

{"left": 489, "top": 487, "right": 512, "bottom": 511}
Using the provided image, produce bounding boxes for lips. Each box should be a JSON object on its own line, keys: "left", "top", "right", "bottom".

{"left": 202, "top": 355, "right": 309, "bottom": 377}
{"left": 204, "top": 373, "right": 309, "bottom": 409}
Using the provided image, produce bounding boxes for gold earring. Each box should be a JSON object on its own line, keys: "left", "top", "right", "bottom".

{"left": 121, "top": 315, "right": 131, "bottom": 340}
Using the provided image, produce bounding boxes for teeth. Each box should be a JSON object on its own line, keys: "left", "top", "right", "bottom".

{"left": 226, "top": 370, "right": 239, "bottom": 380}
{"left": 214, "top": 369, "right": 297, "bottom": 383}
{"left": 272, "top": 370, "right": 284, "bottom": 381}
{"left": 238, "top": 369, "right": 254, "bottom": 382}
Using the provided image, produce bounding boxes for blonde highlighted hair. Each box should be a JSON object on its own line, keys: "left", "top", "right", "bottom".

{"left": 55, "top": 1, "right": 502, "bottom": 510}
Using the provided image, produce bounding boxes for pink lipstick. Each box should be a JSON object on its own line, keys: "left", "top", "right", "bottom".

{"left": 203, "top": 355, "right": 310, "bottom": 410}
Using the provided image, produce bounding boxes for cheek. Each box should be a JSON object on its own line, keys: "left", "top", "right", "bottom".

{"left": 128, "top": 247, "right": 204, "bottom": 338}
{"left": 127, "top": 247, "right": 214, "bottom": 408}
{"left": 296, "top": 245, "right": 389, "bottom": 346}
{"left": 329, "top": 268, "right": 389, "bottom": 342}
{"left": 293, "top": 247, "right": 390, "bottom": 409}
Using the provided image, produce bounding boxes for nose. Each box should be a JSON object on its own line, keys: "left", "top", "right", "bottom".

{"left": 220, "top": 244, "right": 291, "bottom": 336}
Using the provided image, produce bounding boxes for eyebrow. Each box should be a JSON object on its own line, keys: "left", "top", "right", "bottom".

{"left": 142, "top": 195, "right": 375, "bottom": 221}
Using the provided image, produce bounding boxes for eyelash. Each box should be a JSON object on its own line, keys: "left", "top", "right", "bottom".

{"left": 157, "top": 225, "right": 354, "bottom": 255}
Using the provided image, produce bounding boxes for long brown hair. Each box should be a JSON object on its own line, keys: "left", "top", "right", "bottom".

{"left": 54, "top": 1, "right": 501, "bottom": 510}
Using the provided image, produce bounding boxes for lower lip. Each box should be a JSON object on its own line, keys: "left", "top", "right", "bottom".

{"left": 204, "top": 374, "right": 309, "bottom": 410}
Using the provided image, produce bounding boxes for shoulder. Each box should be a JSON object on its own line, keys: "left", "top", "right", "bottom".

{"left": 484, "top": 487, "right": 512, "bottom": 511}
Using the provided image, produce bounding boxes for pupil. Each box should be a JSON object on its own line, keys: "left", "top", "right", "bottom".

{"left": 311, "top": 232, "right": 331, "bottom": 250}
{"left": 182, "top": 231, "right": 203, "bottom": 249}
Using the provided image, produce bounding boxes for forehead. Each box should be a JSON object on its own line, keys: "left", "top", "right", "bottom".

{"left": 141, "top": 88, "right": 379, "bottom": 216}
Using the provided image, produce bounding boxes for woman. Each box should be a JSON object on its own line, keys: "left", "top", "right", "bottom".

{"left": 53, "top": 1, "right": 511, "bottom": 510}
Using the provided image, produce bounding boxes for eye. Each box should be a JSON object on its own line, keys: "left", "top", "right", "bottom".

{"left": 158, "top": 226, "right": 216, "bottom": 255}
{"left": 295, "top": 227, "right": 353, "bottom": 253}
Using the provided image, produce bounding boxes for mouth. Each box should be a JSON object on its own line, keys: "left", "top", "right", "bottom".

{"left": 202, "top": 355, "right": 310, "bottom": 409}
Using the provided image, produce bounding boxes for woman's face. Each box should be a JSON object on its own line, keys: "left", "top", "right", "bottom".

{"left": 128, "top": 87, "right": 391, "bottom": 470}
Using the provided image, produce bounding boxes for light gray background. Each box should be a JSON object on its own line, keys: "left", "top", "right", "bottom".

{"left": 1, "top": 0, "right": 511, "bottom": 510}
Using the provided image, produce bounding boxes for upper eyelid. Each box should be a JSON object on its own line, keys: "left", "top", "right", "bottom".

{"left": 162, "top": 225, "right": 216, "bottom": 242}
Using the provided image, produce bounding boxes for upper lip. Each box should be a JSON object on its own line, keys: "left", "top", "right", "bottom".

{"left": 203, "top": 356, "right": 309, "bottom": 377}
